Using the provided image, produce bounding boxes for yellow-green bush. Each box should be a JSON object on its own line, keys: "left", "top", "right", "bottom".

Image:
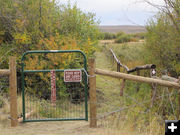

{"left": 146, "top": 12, "right": 180, "bottom": 76}
{"left": 0, "top": 0, "right": 99, "bottom": 99}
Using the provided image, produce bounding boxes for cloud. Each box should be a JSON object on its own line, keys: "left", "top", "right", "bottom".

{"left": 58, "top": 0, "right": 164, "bottom": 25}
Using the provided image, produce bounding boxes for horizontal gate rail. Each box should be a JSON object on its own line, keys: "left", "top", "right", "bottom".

{"left": 24, "top": 118, "right": 86, "bottom": 122}
{"left": 23, "top": 68, "right": 85, "bottom": 73}
{"left": 21, "top": 50, "right": 87, "bottom": 61}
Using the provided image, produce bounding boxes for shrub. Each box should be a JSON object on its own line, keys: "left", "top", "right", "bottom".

{"left": 131, "top": 33, "right": 146, "bottom": 40}
{"left": 145, "top": 13, "right": 180, "bottom": 76}
{"left": 101, "top": 32, "right": 116, "bottom": 40}
{"left": 129, "top": 37, "right": 138, "bottom": 42}
{"left": 116, "top": 31, "right": 125, "bottom": 37}
{"left": 115, "top": 34, "right": 132, "bottom": 43}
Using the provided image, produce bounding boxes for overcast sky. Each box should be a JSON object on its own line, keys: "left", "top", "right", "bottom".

{"left": 58, "top": 0, "right": 164, "bottom": 26}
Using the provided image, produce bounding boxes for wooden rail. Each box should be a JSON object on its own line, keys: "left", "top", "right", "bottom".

{"left": 0, "top": 69, "right": 10, "bottom": 76}
{"left": 110, "top": 48, "right": 129, "bottom": 72}
{"left": 95, "top": 68, "right": 180, "bottom": 88}
{"left": 127, "top": 64, "right": 156, "bottom": 73}
{"left": 110, "top": 48, "right": 156, "bottom": 73}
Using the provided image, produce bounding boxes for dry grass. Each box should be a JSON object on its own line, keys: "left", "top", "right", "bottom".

{"left": 100, "top": 40, "right": 146, "bottom": 69}
{"left": 99, "top": 40, "right": 115, "bottom": 44}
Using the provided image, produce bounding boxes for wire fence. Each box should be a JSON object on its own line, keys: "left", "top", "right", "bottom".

{"left": 87, "top": 46, "right": 180, "bottom": 135}
{"left": 0, "top": 45, "right": 12, "bottom": 108}
{"left": 0, "top": 76, "right": 9, "bottom": 108}
{"left": 95, "top": 76, "right": 179, "bottom": 134}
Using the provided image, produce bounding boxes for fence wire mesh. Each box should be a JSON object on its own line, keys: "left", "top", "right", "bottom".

{"left": 94, "top": 72, "right": 179, "bottom": 134}
{"left": 23, "top": 71, "right": 87, "bottom": 121}
{"left": 0, "top": 76, "right": 9, "bottom": 108}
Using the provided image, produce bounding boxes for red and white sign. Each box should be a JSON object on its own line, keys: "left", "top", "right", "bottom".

{"left": 64, "top": 69, "right": 82, "bottom": 82}
{"left": 50, "top": 70, "right": 56, "bottom": 103}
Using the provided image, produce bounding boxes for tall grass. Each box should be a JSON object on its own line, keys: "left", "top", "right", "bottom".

{"left": 104, "top": 41, "right": 146, "bottom": 68}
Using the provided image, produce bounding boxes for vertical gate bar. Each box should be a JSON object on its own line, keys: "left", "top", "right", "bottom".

{"left": 33, "top": 95, "right": 35, "bottom": 120}
{"left": 21, "top": 62, "right": 26, "bottom": 122}
{"left": 30, "top": 95, "right": 31, "bottom": 119}
{"left": 35, "top": 99, "right": 38, "bottom": 119}
{"left": 84, "top": 56, "right": 88, "bottom": 121}
{"left": 27, "top": 95, "right": 29, "bottom": 119}
{"left": 178, "top": 77, "right": 180, "bottom": 118}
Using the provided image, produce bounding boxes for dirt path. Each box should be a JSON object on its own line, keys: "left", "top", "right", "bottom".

{"left": 1, "top": 121, "right": 104, "bottom": 135}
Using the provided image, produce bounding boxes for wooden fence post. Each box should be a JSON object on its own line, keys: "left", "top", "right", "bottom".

{"left": 178, "top": 77, "right": 180, "bottom": 118}
{"left": 89, "top": 58, "right": 97, "bottom": 128}
{"left": 120, "top": 79, "right": 125, "bottom": 96}
{"left": 117, "top": 63, "right": 120, "bottom": 72}
{"left": 9, "top": 57, "right": 18, "bottom": 127}
{"left": 120, "top": 68, "right": 126, "bottom": 96}
{"left": 136, "top": 70, "right": 140, "bottom": 92}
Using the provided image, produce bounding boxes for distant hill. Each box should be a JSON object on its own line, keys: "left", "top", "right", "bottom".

{"left": 98, "top": 25, "right": 146, "bottom": 34}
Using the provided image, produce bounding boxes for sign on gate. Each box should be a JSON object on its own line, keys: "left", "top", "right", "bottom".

{"left": 51, "top": 70, "right": 56, "bottom": 103}
{"left": 64, "top": 69, "right": 82, "bottom": 82}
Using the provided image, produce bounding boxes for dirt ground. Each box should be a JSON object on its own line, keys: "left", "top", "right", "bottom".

{"left": 1, "top": 121, "right": 132, "bottom": 135}
{"left": 1, "top": 121, "right": 99, "bottom": 135}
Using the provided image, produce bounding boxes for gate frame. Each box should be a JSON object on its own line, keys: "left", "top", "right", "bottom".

{"left": 21, "top": 50, "right": 88, "bottom": 122}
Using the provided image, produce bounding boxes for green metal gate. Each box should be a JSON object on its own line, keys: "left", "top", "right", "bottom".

{"left": 21, "top": 50, "right": 88, "bottom": 122}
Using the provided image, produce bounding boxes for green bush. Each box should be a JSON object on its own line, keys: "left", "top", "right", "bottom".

{"left": 100, "top": 32, "right": 116, "bottom": 40}
{"left": 131, "top": 33, "right": 146, "bottom": 40}
{"left": 115, "top": 31, "right": 143, "bottom": 43}
{"left": 115, "top": 34, "right": 132, "bottom": 43}
{"left": 145, "top": 13, "right": 180, "bottom": 76}
{"left": 116, "top": 31, "right": 125, "bottom": 37}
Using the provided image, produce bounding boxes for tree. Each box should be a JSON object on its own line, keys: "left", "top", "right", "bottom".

{"left": 145, "top": 0, "right": 180, "bottom": 76}
{"left": 0, "top": 0, "right": 99, "bottom": 97}
{"left": 0, "top": 0, "right": 99, "bottom": 65}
